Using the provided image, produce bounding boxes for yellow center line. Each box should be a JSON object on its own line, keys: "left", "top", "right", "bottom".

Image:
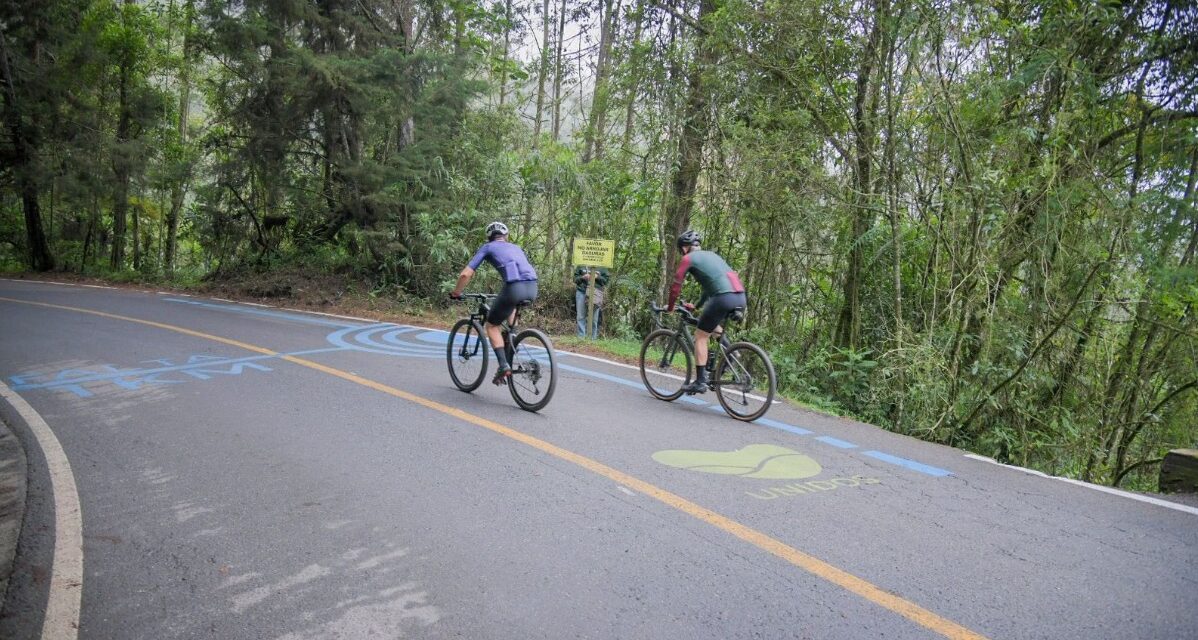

{"left": 1, "top": 295, "right": 989, "bottom": 640}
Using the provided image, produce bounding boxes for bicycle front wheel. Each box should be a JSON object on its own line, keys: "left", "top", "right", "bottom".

{"left": 447, "top": 318, "right": 488, "bottom": 392}
{"left": 508, "top": 328, "right": 556, "bottom": 412}
{"left": 715, "top": 341, "right": 776, "bottom": 421}
{"left": 639, "top": 329, "right": 692, "bottom": 401}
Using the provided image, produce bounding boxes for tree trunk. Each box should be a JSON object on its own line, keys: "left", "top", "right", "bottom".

{"left": 533, "top": 0, "right": 550, "bottom": 144}
{"left": 621, "top": 0, "right": 646, "bottom": 151}
{"left": 583, "top": 0, "right": 618, "bottom": 162}
{"left": 499, "top": 0, "right": 513, "bottom": 106}
{"left": 165, "top": 0, "right": 194, "bottom": 274}
{"left": 1, "top": 29, "right": 54, "bottom": 271}
{"left": 663, "top": 0, "right": 718, "bottom": 277}
{"left": 551, "top": 0, "right": 567, "bottom": 142}
{"left": 834, "top": 0, "right": 883, "bottom": 350}
{"left": 132, "top": 195, "right": 141, "bottom": 270}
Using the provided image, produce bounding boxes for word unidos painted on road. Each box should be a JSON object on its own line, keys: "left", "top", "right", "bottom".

{"left": 745, "top": 475, "right": 881, "bottom": 500}
{"left": 8, "top": 354, "right": 274, "bottom": 398}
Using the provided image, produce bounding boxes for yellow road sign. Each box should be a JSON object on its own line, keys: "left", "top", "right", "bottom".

{"left": 572, "top": 238, "right": 615, "bottom": 268}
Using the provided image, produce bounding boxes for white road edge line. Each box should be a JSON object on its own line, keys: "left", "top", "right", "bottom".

{"left": 0, "top": 278, "right": 70, "bottom": 286}
{"left": 963, "top": 453, "right": 1198, "bottom": 517}
{"left": 0, "top": 381, "right": 83, "bottom": 639}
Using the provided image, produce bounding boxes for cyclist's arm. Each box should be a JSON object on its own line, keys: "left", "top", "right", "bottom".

{"left": 667, "top": 255, "right": 692, "bottom": 311}
{"left": 452, "top": 245, "right": 489, "bottom": 297}
{"left": 450, "top": 267, "right": 474, "bottom": 298}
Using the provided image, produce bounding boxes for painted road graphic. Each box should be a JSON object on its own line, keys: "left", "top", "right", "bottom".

{"left": 653, "top": 444, "right": 822, "bottom": 479}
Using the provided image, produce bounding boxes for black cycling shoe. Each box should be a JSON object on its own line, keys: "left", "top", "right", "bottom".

{"left": 492, "top": 366, "right": 512, "bottom": 386}
{"left": 683, "top": 370, "right": 710, "bottom": 395}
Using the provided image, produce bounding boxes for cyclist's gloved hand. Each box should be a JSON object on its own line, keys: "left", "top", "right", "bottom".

{"left": 449, "top": 292, "right": 463, "bottom": 301}
{"left": 681, "top": 302, "right": 696, "bottom": 312}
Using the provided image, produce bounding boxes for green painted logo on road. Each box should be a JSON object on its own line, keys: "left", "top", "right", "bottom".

{"left": 652, "top": 444, "right": 822, "bottom": 480}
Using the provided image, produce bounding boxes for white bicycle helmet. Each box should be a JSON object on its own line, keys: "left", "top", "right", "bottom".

{"left": 486, "top": 221, "right": 509, "bottom": 240}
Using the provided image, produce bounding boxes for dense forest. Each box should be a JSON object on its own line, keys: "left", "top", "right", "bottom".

{"left": 2, "top": 0, "right": 1196, "bottom": 489}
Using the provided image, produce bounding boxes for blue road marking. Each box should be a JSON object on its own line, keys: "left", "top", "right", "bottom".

{"left": 415, "top": 330, "right": 452, "bottom": 344}
{"left": 327, "top": 324, "right": 441, "bottom": 357}
{"left": 815, "top": 436, "right": 858, "bottom": 449}
{"left": 9, "top": 348, "right": 346, "bottom": 397}
{"left": 163, "top": 298, "right": 358, "bottom": 328}
{"left": 753, "top": 417, "right": 814, "bottom": 436}
{"left": 863, "top": 451, "right": 953, "bottom": 477}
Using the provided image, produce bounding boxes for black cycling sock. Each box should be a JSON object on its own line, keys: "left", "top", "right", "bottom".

{"left": 493, "top": 345, "right": 509, "bottom": 369}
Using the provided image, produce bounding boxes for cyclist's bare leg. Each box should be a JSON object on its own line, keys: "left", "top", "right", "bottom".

{"left": 485, "top": 321, "right": 504, "bottom": 349}
{"left": 694, "top": 328, "right": 712, "bottom": 370}
{"left": 485, "top": 321, "right": 511, "bottom": 383}
{"left": 682, "top": 328, "right": 715, "bottom": 394}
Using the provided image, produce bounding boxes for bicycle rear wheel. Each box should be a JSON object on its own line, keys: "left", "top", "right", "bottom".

{"left": 639, "top": 329, "right": 692, "bottom": 401}
{"left": 447, "top": 318, "right": 488, "bottom": 392}
{"left": 508, "top": 328, "right": 556, "bottom": 412}
{"left": 714, "top": 342, "right": 776, "bottom": 421}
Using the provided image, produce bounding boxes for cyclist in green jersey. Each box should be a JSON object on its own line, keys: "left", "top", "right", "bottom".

{"left": 667, "top": 230, "right": 748, "bottom": 395}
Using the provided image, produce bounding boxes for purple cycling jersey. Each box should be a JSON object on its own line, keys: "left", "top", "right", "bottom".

{"left": 467, "top": 240, "right": 538, "bottom": 283}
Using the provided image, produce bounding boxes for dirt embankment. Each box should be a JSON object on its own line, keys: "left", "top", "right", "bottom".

{"left": 3, "top": 269, "right": 582, "bottom": 337}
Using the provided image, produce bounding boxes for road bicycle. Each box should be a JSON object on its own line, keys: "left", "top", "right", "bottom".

{"left": 639, "top": 302, "right": 776, "bottom": 421}
{"left": 447, "top": 293, "right": 557, "bottom": 412}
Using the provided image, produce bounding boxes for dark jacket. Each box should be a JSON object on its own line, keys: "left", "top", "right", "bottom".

{"left": 573, "top": 266, "right": 609, "bottom": 293}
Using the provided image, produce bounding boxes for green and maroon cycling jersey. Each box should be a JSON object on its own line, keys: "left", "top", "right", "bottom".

{"left": 667, "top": 249, "right": 745, "bottom": 311}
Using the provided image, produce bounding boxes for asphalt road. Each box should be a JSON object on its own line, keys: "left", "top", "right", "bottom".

{"left": 0, "top": 278, "right": 1195, "bottom": 640}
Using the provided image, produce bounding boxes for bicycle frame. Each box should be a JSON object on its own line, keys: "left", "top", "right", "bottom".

{"left": 643, "top": 301, "right": 775, "bottom": 419}
{"left": 459, "top": 293, "right": 524, "bottom": 366}
{"left": 650, "top": 306, "right": 739, "bottom": 389}
{"left": 464, "top": 295, "right": 523, "bottom": 333}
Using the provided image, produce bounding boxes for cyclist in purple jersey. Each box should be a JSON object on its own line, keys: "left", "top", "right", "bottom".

{"left": 450, "top": 221, "right": 539, "bottom": 385}
{"left": 667, "top": 230, "right": 747, "bottom": 394}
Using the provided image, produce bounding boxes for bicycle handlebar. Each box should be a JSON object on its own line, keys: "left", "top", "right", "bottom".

{"left": 456, "top": 293, "right": 497, "bottom": 301}
{"left": 649, "top": 301, "right": 697, "bottom": 325}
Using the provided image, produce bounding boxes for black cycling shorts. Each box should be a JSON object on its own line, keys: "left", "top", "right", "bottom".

{"left": 697, "top": 292, "right": 746, "bottom": 333}
{"left": 488, "top": 280, "right": 538, "bottom": 325}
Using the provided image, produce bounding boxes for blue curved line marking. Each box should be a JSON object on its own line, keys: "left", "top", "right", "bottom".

{"left": 416, "top": 330, "right": 451, "bottom": 344}
{"left": 325, "top": 323, "right": 390, "bottom": 350}
{"left": 325, "top": 324, "right": 442, "bottom": 358}
{"left": 382, "top": 327, "right": 425, "bottom": 346}
{"left": 362, "top": 328, "right": 441, "bottom": 355}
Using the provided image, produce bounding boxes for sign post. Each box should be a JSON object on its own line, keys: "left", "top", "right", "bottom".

{"left": 571, "top": 238, "right": 615, "bottom": 339}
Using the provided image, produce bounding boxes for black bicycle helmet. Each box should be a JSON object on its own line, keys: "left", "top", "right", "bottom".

{"left": 676, "top": 229, "right": 701, "bottom": 250}
{"left": 486, "top": 221, "right": 509, "bottom": 241}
